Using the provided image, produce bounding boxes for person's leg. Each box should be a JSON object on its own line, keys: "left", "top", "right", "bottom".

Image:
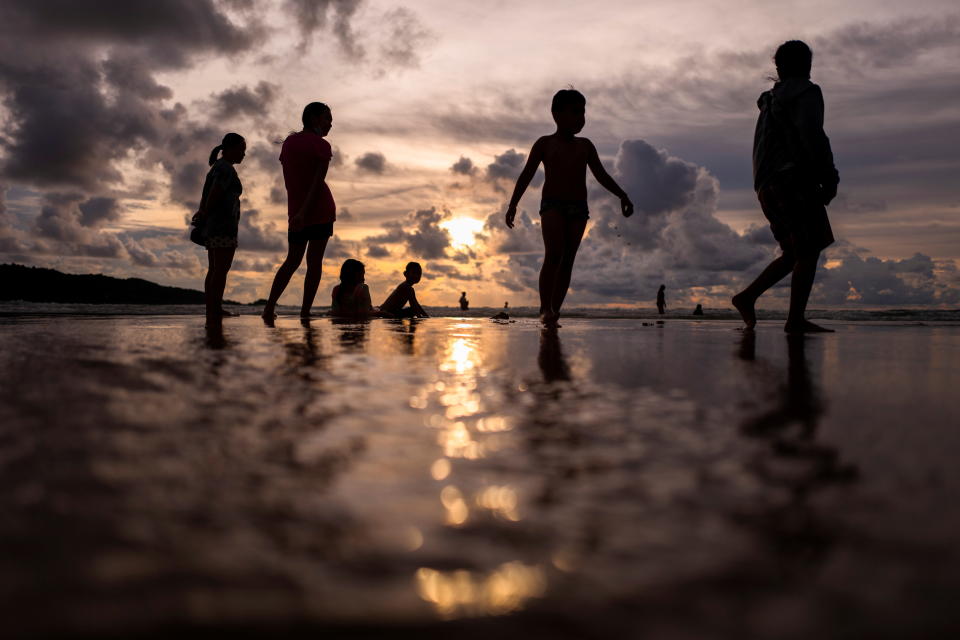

{"left": 733, "top": 250, "right": 794, "bottom": 329}
{"left": 785, "top": 251, "right": 832, "bottom": 333}
{"left": 207, "top": 247, "right": 236, "bottom": 324}
{"left": 300, "top": 235, "right": 330, "bottom": 317}
{"left": 204, "top": 250, "right": 216, "bottom": 322}
{"left": 539, "top": 210, "right": 564, "bottom": 322}
{"left": 550, "top": 214, "right": 588, "bottom": 316}
{"left": 262, "top": 242, "right": 307, "bottom": 319}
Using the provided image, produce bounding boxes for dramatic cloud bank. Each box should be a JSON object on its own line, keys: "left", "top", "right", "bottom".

{"left": 0, "top": 1, "right": 956, "bottom": 307}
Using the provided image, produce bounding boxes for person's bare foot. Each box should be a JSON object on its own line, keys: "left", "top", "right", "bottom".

{"left": 261, "top": 302, "right": 277, "bottom": 322}
{"left": 784, "top": 319, "right": 834, "bottom": 334}
{"left": 732, "top": 292, "right": 756, "bottom": 329}
{"left": 541, "top": 311, "right": 561, "bottom": 328}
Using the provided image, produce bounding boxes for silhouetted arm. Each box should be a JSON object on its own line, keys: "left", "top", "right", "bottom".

{"left": 409, "top": 288, "right": 428, "bottom": 317}
{"left": 505, "top": 138, "right": 545, "bottom": 228}
{"left": 793, "top": 86, "right": 838, "bottom": 203}
{"left": 291, "top": 155, "right": 330, "bottom": 228}
{"left": 587, "top": 141, "right": 634, "bottom": 217}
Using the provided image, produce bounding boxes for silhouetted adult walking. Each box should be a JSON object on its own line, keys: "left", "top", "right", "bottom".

{"left": 656, "top": 284, "right": 666, "bottom": 315}
{"left": 193, "top": 132, "right": 246, "bottom": 327}
{"left": 733, "top": 41, "right": 838, "bottom": 333}
{"left": 459, "top": 291, "right": 469, "bottom": 311}
{"left": 262, "top": 102, "right": 337, "bottom": 321}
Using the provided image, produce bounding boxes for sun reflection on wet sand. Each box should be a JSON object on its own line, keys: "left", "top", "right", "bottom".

{"left": 414, "top": 562, "right": 546, "bottom": 619}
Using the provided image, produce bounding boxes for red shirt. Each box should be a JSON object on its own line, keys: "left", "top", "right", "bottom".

{"left": 279, "top": 131, "right": 336, "bottom": 229}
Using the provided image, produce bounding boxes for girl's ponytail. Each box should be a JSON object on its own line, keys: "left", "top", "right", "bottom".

{"left": 208, "top": 144, "right": 223, "bottom": 166}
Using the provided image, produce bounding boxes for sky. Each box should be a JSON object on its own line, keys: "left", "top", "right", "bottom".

{"left": 1, "top": 0, "right": 958, "bottom": 309}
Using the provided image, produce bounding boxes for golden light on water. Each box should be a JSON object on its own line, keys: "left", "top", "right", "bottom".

{"left": 441, "top": 485, "right": 469, "bottom": 525}
{"left": 414, "top": 562, "right": 547, "bottom": 618}
{"left": 440, "top": 217, "right": 485, "bottom": 250}
{"left": 475, "top": 485, "right": 520, "bottom": 521}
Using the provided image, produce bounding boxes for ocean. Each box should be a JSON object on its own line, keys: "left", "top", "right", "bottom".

{"left": 1, "top": 314, "right": 958, "bottom": 637}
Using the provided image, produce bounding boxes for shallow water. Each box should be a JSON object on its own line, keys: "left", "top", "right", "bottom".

{"left": 1, "top": 316, "right": 959, "bottom": 638}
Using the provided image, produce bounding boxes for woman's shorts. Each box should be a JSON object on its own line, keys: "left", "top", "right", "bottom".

{"left": 289, "top": 222, "right": 334, "bottom": 244}
{"left": 540, "top": 199, "right": 589, "bottom": 219}
{"left": 206, "top": 236, "right": 238, "bottom": 249}
{"left": 758, "top": 175, "right": 834, "bottom": 256}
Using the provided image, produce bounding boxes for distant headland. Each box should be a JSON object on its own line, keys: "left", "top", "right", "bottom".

{"left": 0, "top": 264, "right": 240, "bottom": 305}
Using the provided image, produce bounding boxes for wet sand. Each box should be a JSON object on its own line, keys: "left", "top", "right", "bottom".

{"left": 1, "top": 316, "right": 958, "bottom": 638}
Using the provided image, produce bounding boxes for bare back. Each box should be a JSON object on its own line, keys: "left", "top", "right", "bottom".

{"left": 538, "top": 134, "right": 591, "bottom": 200}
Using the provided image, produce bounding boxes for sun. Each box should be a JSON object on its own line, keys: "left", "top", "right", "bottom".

{"left": 441, "top": 217, "right": 485, "bottom": 250}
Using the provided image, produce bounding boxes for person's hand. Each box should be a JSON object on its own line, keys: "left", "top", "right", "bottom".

{"left": 290, "top": 209, "right": 306, "bottom": 230}
{"left": 191, "top": 210, "right": 205, "bottom": 225}
{"left": 505, "top": 204, "right": 517, "bottom": 229}
{"left": 621, "top": 197, "right": 634, "bottom": 218}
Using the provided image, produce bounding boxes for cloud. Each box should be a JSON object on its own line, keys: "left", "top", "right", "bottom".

{"left": 78, "top": 197, "right": 122, "bottom": 227}
{"left": 355, "top": 151, "right": 387, "bottom": 173}
{"left": 285, "top": 0, "right": 364, "bottom": 58}
{"left": 366, "top": 244, "right": 390, "bottom": 258}
{"left": 815, "top": 249, "right": 960, "bottom": 306}
{"left": 212, "top": 81, "right": 278, "bottom": 119}
{"left": 423, "top": 263, "right": 484, "bottom": 281}
{"left": 450, "top": 156, "right": 476, "bottom": 176}
{"left": 366, "top": 206, "right": 451, "bottom": 260}
{"left": 485, "top": 148, "right": 543, "bottom": 193}
{"left": 486, "top": 149, "right": 525, "bottom": 182}
{"left": 378, "top": 7, "right": 434, "bottom": 69}
{"left": 238, "top": 208, "right": 285, "bottom": 252}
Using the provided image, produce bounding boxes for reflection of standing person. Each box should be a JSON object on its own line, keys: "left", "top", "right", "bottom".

{"left": 459, "top": 291, "right": 469, "bottom": 311}
{"left": 262, "top": 102, "right": 337, "bottom": 321}
{"left": 733, "top": 41, "right": 838, "bottom": 334}
{"left": 656, "top": 284, "right": 666, "bottom": 315}
{"left": 194, "top": 132, "right": 246, "bottom": 327}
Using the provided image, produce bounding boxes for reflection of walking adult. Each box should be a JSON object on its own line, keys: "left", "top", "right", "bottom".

{"left": 656, "top": 284, "right": 666, "bottom": 315}
{"left": 262, "top": 102, "right": 337, "bottom": 321}
{"left": 194, "top": 132, "right": 246, "bottom": 327}
{"left": 733, "top": 41, "right": 839, "bottom": 334}
{"left": 459, "top": 291, "right": 469, "bottom": 311}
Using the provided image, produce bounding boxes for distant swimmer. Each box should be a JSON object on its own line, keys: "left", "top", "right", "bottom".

{"left": 459, "top": 291, "right": 469, "bottom": 311}
{"left": 693, "top": 303, "right": 704, "bottom": 316}
{"left": 657, "top": 284, "right": 666, "bottom": 315}
{"left": 380, "top": 262, "right": 429, "bottom": 318}
{"left": 491, "top": 302, "right": 510, "bottom": 320}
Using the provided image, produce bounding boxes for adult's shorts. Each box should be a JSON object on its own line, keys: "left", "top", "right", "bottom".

{"left": 758, "top": 174, "right": 834, "bottom": 256}
{"left": 288, "top": 222, "right": 334, "bottom": 245}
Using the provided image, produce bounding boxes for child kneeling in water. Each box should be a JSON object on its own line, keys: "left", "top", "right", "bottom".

{"left": 331, "top": 259, "right": 379, "bottom": 318}
{"left": 380, "top": 262, "right": 429, "bottom": 318}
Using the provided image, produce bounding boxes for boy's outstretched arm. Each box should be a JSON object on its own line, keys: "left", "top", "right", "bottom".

{"left": 409, "top": 289, "right": 428, "bottom": 317}
{"left": 587, "top": 142, "right": 634, "bottom": 217}
{"left": 505, "top": 139, "right": 545, "bottom": 228}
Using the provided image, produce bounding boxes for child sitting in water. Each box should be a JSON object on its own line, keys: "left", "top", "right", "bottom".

{"left": 505, "top": 88, "right": 634, "bottom": 327}
{"left": 379, "top": 262, "right": 429, "bottom": 318}
{"left": 330, "top": 259, "right": 377, "bottom": 318}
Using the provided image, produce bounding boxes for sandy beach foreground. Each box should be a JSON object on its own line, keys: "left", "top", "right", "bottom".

{"left": 1, "top": 316, "right": 958, "bottom": 638}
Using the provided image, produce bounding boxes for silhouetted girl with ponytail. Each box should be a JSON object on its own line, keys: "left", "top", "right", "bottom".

{"left": 193, "top": 132, "right": 246, "bottom": 326}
